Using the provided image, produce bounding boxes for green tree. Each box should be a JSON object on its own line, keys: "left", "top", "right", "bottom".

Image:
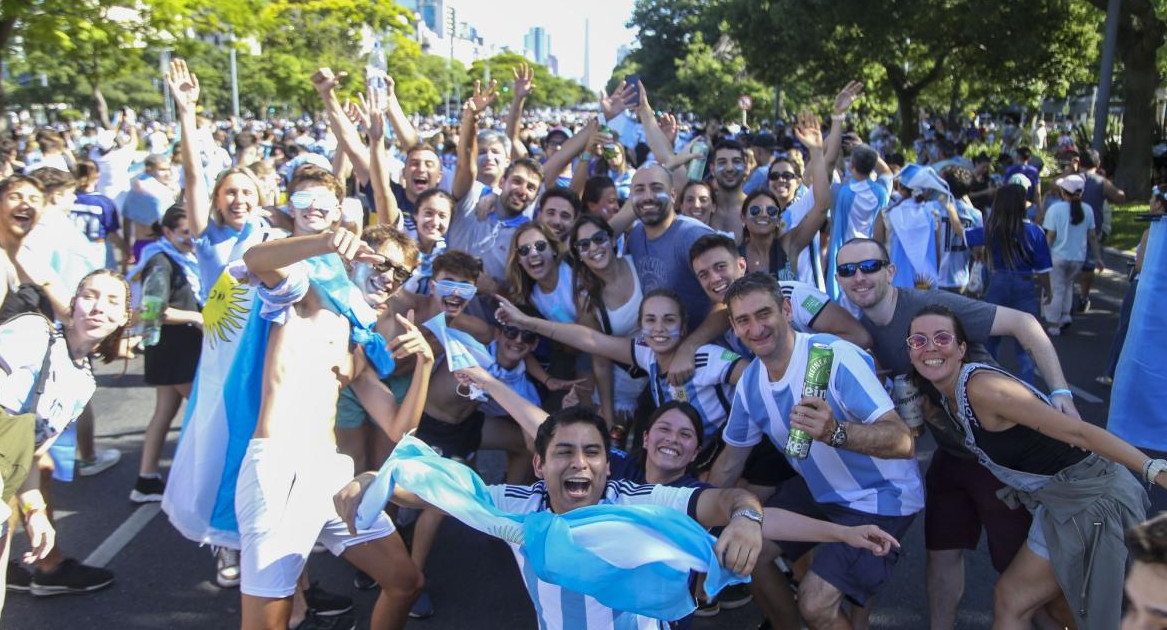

{"left": 622, "top": 0, "right": 722, "bottom": 108}
{"left": 673, "top": 33, "right": 771, "bottom": 123}
{"left": 467, "top": 51, "right": 589, "bottom": 110}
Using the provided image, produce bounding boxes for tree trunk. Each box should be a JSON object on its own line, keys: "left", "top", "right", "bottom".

{"left": 1114, "top": 6, "right": 1165, "bottom": 198}
{"left": 88, "top": 52, "right": 110, "bottom": 128}
{"left": 0, "top": 17, "right": 17, "bottom": 131}
{"left": 894, "top": 87, "right": 920, "bottom": 148}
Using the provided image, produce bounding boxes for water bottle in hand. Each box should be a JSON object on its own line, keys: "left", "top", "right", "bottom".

{"left": 140, "top": 266, "right": 167, "bottom": 347}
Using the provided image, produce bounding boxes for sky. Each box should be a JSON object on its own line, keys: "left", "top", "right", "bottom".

{"left": 444, "top": 0, "right": 638, "bottom": 92}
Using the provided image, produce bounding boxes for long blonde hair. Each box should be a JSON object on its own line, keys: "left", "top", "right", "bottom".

{"left": 505, "top": 222, "right": 565, "bottom": 307}
{"left": 210, "top": 166, "right": 263, "bottom": 225}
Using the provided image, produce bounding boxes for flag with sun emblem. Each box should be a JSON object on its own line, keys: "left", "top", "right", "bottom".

{"left": 163, "top": 262, "right": 259, "bottom": 548}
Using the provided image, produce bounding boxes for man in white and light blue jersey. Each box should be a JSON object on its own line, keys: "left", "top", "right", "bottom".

{"left": 709, "top": 272, "right": 922, "bottom": 630}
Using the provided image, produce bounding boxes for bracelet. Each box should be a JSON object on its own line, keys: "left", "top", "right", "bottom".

{"left": 1050, "top": 388, "right": 1073, "bottom": 398}
{"left": 1146, "top": 458, "right": 1167, "bottom": 485}
{"left": 830, "top": 113, "right": 846, "bottom": 121}
{"left": 20, "top": 501, "right": 46, "bottom": 516}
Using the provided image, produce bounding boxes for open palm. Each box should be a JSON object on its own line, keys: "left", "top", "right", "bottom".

{"left": 166, "top": 59, "right": 200, "bottom": 113}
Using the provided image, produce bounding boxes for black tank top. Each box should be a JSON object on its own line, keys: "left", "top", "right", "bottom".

{"left": 969, "top": 403, "right": 1089, "bottom": 475}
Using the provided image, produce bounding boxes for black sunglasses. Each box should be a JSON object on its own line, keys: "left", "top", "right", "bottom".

{"left": 768, "top": 171, "right": 799, "bottom": 182}
{"left": 516, "top": 241, "right": 549, "bottom": 257}
{"left": 574, "top": 231, "right": 611, "bottom": 253}
{"left": 748, "top": 205, "right": 781, "bottom": 219}
{"left": 836, "top": 259, "right": 889, "bottom": 278}
{"left": 372, "top": 258, "right": 413, "bottom": 283}
{"left": 502, "top": 325, "right": 538, "bottom": 343}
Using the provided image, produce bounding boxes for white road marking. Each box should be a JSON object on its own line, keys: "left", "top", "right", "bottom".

{"left": 83, "top": 503, "right": 161, "bottom": 568}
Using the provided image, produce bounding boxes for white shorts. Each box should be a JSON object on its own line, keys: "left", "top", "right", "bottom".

{"left": 236, "top": 438, "right": 394, "bottom": 598}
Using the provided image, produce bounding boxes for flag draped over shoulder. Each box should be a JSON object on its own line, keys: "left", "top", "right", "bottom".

{"left": 422, "top": 312, "right": 494, "bottom": 370}
{"left": 357, "top": 435, "right": 749, "bottom": 621}
{"left": 1109, "top": 219, "right": 1167, "bottom": 452}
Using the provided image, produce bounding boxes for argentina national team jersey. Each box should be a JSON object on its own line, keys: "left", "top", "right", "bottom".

{"left": 629, "top": 341, "right": 741, "bottom": 440}
{"left": 722, "top": 333, "right": 924, "bottom": 517}
{"left": 486, "top": 480, "right": 701, "bottom": 629}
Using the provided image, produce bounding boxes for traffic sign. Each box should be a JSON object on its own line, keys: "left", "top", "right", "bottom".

{"left": 738, "top": 94, "right": 753, "bottom": 111}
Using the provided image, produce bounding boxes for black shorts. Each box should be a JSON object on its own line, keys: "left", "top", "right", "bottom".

{"left": 414, "top": 412, "right": 485, "bottom": 462}
{"left": 144, "top": 324, "right": 202, "bottom": 385}
{"left": 924, "top": 449, "right": 1032, "bottom": 572}
{"left": 765, "top": 476, "right": 916, "bottom": 607}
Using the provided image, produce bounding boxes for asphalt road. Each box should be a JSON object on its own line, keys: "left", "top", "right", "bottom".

{"left": 2, "top": 251, "right": 1138, "bottom": 630}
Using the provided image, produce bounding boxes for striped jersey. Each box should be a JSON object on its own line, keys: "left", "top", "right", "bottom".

{"left": 722, "top": 332, "right": 924, "bottom": 517}
{"left": 629, "top": 341, "right": 741, "bottom": 439}
{"left": 486, "top": 479, "right": 702, "bottom": 630}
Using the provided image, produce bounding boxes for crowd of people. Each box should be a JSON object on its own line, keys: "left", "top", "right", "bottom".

{"left": 0, "top": 54, "right": 1165, "bottom": 630}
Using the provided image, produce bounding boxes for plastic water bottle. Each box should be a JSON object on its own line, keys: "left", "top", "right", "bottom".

{"left": 687, "top": 136, "right": 709, "bottom": 182}
{"left": 139, "top": 266, "right": 167, "bottom": 347}
{"left": 366, "top": 37, "right": 389, "bottom": 95}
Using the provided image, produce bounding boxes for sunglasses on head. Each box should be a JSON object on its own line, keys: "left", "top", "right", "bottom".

{"left": 434, "top": 279, "right": 478, "bottom": 300}
{"left": 574, "top": 231, "right": 611, "bottom": 253}
{"left": 289, "top": 190, "right": 340, "bottom": 212}
{"left": 748, "top": 205, "right": 781, "bottom": 219}
{"left": 836, "top": 259, "right": 888, "bottom": 278}
{"left": 906, "top": 331, "right": 956, "bottom": 350}
{"left": 371, "top": 257, "right": 413, "bottom": 284}
{"left": 516, "top": 240, "right": 550, "bottom": 257}
{"left": 501, "top": 325, "right": 538, "bottom": 344}
{"left": 768, "top": 171, "right": 799, "bottom": 182}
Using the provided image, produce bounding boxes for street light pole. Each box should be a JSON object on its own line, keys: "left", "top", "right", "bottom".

{"left": 229, "top": 30, "right": 240, "bottom": 118}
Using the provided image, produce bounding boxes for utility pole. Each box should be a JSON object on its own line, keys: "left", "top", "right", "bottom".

{"left": 228, "top": 30, "right": 240, "bottom": 118}
{"left": 445, "top": 6, "right": 455, "bottom": 121}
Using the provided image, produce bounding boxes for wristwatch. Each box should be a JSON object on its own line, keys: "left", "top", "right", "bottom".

{"left": 730, "top": 508, "right": 763, "bottom": 526}
{"left": 827, "top": 420, "right": 848, "bottom": 448}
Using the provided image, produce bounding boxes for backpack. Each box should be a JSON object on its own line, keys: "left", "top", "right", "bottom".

{"left": 0, "top": 313, "right": 55, "bottom": 502}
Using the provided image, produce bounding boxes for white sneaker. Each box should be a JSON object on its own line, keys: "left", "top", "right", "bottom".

{"left": 214, "top": 547, "right": 240, "bottom": 588}
{"left": 1046, "top": 326, "right": 1062, "bottom": 337}
{"left": 76, "top": 448, "right": 121, "bottom": 477}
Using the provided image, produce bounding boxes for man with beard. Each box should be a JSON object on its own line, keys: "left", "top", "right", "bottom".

{"left": 709, "top": 140, "right": 749, "bottom": 242}
{"left": 626, "top": 163, "right": 714, "bottom": 326}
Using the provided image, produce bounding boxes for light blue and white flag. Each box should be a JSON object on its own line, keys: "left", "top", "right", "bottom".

{"left": 422, "top": 312, "right": 494, "bottom": 370}
{"left": 358, "top": 435, "right": 749, "bottom": 621}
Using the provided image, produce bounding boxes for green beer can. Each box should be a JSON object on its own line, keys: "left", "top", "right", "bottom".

{"left": 787, "top": 342, "right": 833, "bottom": 459}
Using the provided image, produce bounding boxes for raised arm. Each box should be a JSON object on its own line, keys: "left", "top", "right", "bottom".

{"left": 784, "top": 111, "right": 831, "bottom": 254}
{"left": 382, "top": 74, "right": 419, "bottom": 151}
{"left": 452, "top": 80, "right": 499, "bottom": 201}
{"left": 542, "top": 118, "right": 598, "bottom": 189}
{"left": 636, "top": 82, "right": 676, "bottom": 166}
{"left": 823, "top": 81, "right": 863, "bottom": 170}
{"left": 494, "top": 295, "right": 634, "bottom": 364}
{"left": 353, "top": 312, "right": 435, "bottom": 441}
{"left": 988, "top": 305, "right": 1080, "bottom": 419}
{"left": 243, "top": 228, "right": 377, "bottom": 288}
{"left": 457, "top": 365, "right": 549, "bottom": 440}
{"left": 505, "top": 64, "right": 534, "bottom": 160}
{"left": 166, "top": 59, "right": 211, "bottom": 236}
{"left": 357, "top": 88, "right": 400, "bottom": 228}
{"left": 312, "top": 68, "right": 371, "bottom": 186}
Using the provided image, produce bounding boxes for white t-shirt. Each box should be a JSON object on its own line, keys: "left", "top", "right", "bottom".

{"left": 486, "top": 479, "right": 699, "bottom": 630}
{"left": 1042, "top": 201, "right": 1095, "bottom": 262}
{"left": 530, "top": 261, "right": 578, "bottom": 323}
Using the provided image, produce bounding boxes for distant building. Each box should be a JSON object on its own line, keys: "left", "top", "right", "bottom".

{"left": 400, "top": 0, "right": 445, "bottom": 38}
{"left": 548, "top": 54, "right": 559, "bottom": 77}
{"left": 616, "top": 44, "right": 632, "bottom": 66}
{"left": 523, "top": 26, "right": 551, "bottom": 66}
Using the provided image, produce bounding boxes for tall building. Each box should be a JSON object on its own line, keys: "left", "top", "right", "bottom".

{"left": 399, "top": 0, "right": 445, "bottom": 38}
{"left": 523, "top": 26, "right": 551, "bottom": 66}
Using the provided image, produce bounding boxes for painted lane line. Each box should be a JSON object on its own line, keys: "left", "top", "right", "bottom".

{"left": 83, "top": 503, "right": 161, "bottom": 568}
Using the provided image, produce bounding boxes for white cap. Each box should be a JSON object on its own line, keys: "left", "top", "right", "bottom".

{"left": 1055, "top": 173, "right": 1085, "bottom": 195}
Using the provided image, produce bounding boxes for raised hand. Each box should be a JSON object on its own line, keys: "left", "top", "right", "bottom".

{"left": 166, "top": 59, "right": 200, "bottom": 115}
{"left": 343, "top": 99, "right": 365, "bottom": 128}
{"left": 388, "top": 309, "right": 433, "bottom": 363}
{"left": 833, "top": 80, "right": 864, "bottom": 116}
{"left": 512, "top": 63, "right": 536, "bottom": 100}
{"left": 493, "top": 295, "right": 530, "bottom": 329}
{"left": 312, "top": 67, "right": 348, "bottom": 96}
{"left": 658, "top": 112, "right": 679, "bottom": 145}
{"left": 600, "top": 83, "right": 636, "bottom": 121}
{"left": 357, "top": 87, "right": 387, "bottom": 141}
{"left": 328, "top": 227, "right": 378, "bottom": 264}
{"left": 466, "top": 79, "right": 500, "bottom": 115}
{"left": 793, "top": 110, "right": 824, "bottom": 151}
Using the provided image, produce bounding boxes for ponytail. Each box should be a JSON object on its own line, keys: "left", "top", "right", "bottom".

{"left": 1069, "top": 198, "right": 1084, "bottom": 225}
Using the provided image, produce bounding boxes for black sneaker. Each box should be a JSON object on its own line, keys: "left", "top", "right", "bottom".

{"left": 694, "top": 595, "right": 720, "bottom": 617}
{"left": 718, "top": 583, "right": 753, "bottom": 610}
{"left": 30, "top": 558, "right": 114, "bottom": 596}
{"left": 352, "top": 569, "right": 376, "bottom": 591}
{"left": 290, "top": 611, "right": 355, "bottom": 630}
{"left": 130, "top": 475, "right": 165, "bottom": 503}
{"left": 305, "top": 581, "right": 353, "bottom": 617}
{"left": 6, "top": 561, "right": 31, "bottom": 593}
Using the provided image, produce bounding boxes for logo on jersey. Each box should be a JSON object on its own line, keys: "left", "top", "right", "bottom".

{"left": 202, "top": 269, "right": 250, "bottom": 348}
{"left": 801, "top": 295, "right": 824, "bottom": 314}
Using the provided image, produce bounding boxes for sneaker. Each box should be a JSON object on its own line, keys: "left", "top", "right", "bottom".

{"left": 290, "top": 611, "right": 355, "bottom": 630}
{"left": 694, "top": 596, "right": 720, "bottom": 617}
{"left": 1081, "top": 298, "right": 1092, "bottom": 313}
{"left": 718, "top": 583, "right": 753, "bottom": 610}
{"left": 305, "top": 582, "right": 353, "bottom": 617}
{"left": 130, "top": 475, "right": 165, "bottom": 503}
{"left": 214, "top": 547, "right": 240, "bottom": 588}
{"left": 352, "top": 570, "right": 376, "bottom": 591}
{"left": 29, "top": 558, "right": 114, "bottom": 596}
{"left": 1046, "top": 326, "right": 1062, "bottom": 337}
{"left": 409, "top": 588, "right": 435, "bottom": 619}
{"left": 76, "top": 448, "right": 121, "bottom": 477}
{"left": 6, "top": 561, "right": 31, "bottom": 593}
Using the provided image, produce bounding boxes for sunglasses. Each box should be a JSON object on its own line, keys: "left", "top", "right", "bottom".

{"left": 748, "top": 205, "right": 781, "bottom": 219}
{"left": 371, "top": 257, "right": 413, "bottom": 284}
{"left": 516, "top": 240, "right": 550, "bottom": 257}
{"left": 768, "top": 171, "right": 799, "bottom": 182}
{"left": 574, "top": 231, "right": 611, "bottom": 253}
{"left": 501, "top": 325, "right": 538, "bottom": 344}
{"left": 289, "top": 190, "right": 340, "bottom": 212}
{"left": 836, "top": 259, "right": 888, "bottom": 278}
{"left": 906, "top": 331, "right": 956, "bottom": 350}
{"left": 434, "top": 279, "right": 478, "bottom": 300}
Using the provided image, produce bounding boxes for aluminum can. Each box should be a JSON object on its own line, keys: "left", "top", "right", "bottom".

{"left": 788, "top": 343, "right": 833, "bottom": 459}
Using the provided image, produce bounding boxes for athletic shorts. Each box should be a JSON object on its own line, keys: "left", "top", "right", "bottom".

{"left": 414, "top": 412, "right": 485, "bottom": 461}
{"left": 335, "top": 373, "right": 413, "bottom": 430}
{"left": 766, "top": 476, "right": 916, "bottom": 607}
{"left": 236, "top": 438, "right": 395, "bottom": 598}
{"left": 923, "top": 449, "right": 1031, "bottom": 572}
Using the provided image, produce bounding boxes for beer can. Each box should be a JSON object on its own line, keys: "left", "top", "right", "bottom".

{"left": 788, "top": 343, "right": 833, "bottom": 459}
{"left": 892, "top": 374, "right": 925, "bottom": 430}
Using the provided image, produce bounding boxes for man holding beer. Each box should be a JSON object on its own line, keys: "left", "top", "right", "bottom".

{"left": 833, "top": 237, "right": 1079, "bottom": 629}
{"left": 708, "top": 272, "right": 922, "bottom": 630}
